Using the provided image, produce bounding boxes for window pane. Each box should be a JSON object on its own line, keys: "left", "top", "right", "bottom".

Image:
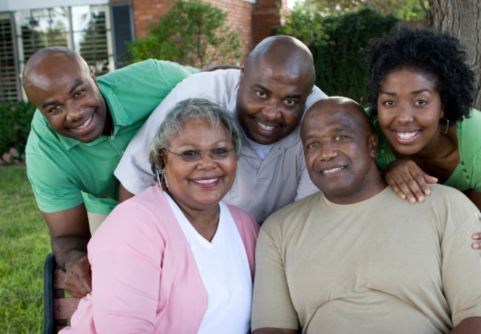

{"left": 0, "top": 15, "right": 19, "bottom": 101}
{"left": 71, "top": 6, "right": 91, "bottom": 32}
{"left": 49, "top": 8, "right": 69, "bottom": 34}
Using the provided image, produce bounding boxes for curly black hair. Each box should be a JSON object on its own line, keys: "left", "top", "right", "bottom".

{"left": 367, "top": 27, "right": 474, "bottom": 123}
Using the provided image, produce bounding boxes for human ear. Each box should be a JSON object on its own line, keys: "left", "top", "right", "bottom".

{"left": 369, "top": 132, "right": 378, "bottom": 158}
{"left": 90, "top": 68, "right": 100, "bottom": 90}
{"left": 239, "top": 67, "right": 244, "bottom": 85}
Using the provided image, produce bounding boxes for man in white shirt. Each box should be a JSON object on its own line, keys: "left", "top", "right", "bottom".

{"left": 116, "top": 36, "right": 327, "bottom": 222}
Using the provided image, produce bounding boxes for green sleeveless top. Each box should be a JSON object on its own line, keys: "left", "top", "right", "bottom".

{"left": 373, "top": 109, "right": 481, "bottom": 192}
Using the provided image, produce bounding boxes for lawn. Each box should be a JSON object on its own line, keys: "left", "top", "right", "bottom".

{"left": 0, "top": 166, "right": 51, "bottom": 333}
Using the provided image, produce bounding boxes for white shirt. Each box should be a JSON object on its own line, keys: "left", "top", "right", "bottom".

{"left": 165, "top": 193, "right": 252, "bottom": 334}
{"left": 114, "top": 69, "right": 327, "bottom": 222}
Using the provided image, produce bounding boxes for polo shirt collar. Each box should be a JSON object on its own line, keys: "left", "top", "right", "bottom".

{"left": 58, "top": 83, "right": 133, "bottom": 150}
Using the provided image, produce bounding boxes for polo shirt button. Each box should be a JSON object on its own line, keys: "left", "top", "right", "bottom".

{"left": 461, "top": 161, "right": 465, "bottom": 165}
{"left": 466, "top": 175, "right": 470, "bottom": 179}
{"left": 463, "top": 168, "right": 467, "bottom": 173}
{"left": 381, "top": 149, "right": 385, "bottom": 153}
{"left": 110, "top": 136, "right": 115, "bottom": 140}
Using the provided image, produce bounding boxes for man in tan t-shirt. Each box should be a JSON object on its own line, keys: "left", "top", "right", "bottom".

{"left": 251, "top": 97, "right": 481, "bottom": 334}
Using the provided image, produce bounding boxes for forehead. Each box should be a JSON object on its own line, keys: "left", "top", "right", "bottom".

{"left": 381, "top": 69, "right": 437, "bottom": 90}
{"left": 27, "top": 57, "right": 85, "bottom": 92}
{"left": 303, "top": 105, "right": 363, "bottom": 137}
{"left": 169, "top": 118, "right": 230, "bottom": 146}
{"left": 244, "top": 59, "right": 312, "bottom": 92}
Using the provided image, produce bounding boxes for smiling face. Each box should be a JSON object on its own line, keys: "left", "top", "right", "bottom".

{"left": 161, "top": 118, "right": 237, "bottom": 211}
{"left": 377, "top": 69, "right": 444, "bottom": 156}
{"left": 236, "top": 61, "right": 313, "bottom": 145}
{"left": 24, "top": 52, "right": 108, "bottom": 143}
{"left": 301, "top": 99, "right": 383, "bottom": 204}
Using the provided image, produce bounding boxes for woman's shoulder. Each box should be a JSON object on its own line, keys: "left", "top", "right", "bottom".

{"left": 225, "top": 203, "right": 260, "bottom": 234}
{"left": 458, "top": 109, "right": 481, "bottom": 160}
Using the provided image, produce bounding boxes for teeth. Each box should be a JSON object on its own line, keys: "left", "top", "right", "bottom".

{"left": 396, "top": 131, "right": 418, "bottom": 139}
{"left": 257, "top": 121, "right": 274, "bottom": 131}
{"left": 194, "top": 178, "right": 218, "bottom": 184}
{"left": 75, "top": 116, "right": 92, "bottom": 130}
{"left": 323, "top": 167, "right": 344, "bottom": 175}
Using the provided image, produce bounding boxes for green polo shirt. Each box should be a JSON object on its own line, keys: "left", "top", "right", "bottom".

{"left": 373, "top": 108, "right": 481, "bottom": 193}
{"left": 26, "top": 59, "right": 199, "bottom": 215}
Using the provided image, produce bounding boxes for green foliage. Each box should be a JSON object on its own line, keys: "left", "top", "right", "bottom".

{"left": 128, "top": 0, "right": 243, "bottom": 68}
{"left": 278, "top": 7, "right": 398, "bottom": 105}
{"left": 0, "top": 166, "right": 50, "bottom": 333}
{"left": 0, "top": 102, "right": 36, "bottom": 163}
{"left": 304, "top": 0, "right": 429, "bottom": 20}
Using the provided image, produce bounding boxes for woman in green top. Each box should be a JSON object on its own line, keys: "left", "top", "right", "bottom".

{"left": 366, "top": 28, "right": 481, "bottom": 214}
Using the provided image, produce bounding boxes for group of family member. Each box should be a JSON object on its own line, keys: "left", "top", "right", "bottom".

{"left": 22, "top": 27, "right": 481, "bottom": 333}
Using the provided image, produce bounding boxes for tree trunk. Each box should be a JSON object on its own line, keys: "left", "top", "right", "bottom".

{"left": 428, "top": 0, "right": 481, "bottom": 110}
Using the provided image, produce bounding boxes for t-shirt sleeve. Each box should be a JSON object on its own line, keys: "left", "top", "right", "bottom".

{"left": 114, "top": 70, "right": 236, "bottom": 194}
{"left": 87, "top": 202, "right": 164, "bottom": 333}
{"left": 26, "top": 152, "right": 84, "bottom": 213}
{"left": 251, "top": 225, "right": 299, "bottom": 331}
{"left": 442, "top": 211, "right": 481, "bottom": 326}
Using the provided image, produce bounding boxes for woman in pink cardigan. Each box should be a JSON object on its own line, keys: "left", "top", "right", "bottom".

{"left": 61, "top": 98, "right": 259, "bottom": 334}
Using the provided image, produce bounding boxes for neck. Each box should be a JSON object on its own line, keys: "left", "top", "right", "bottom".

{"left": 325, "top": 165, "right": 388, "bottom": 205}
{"left": 170, "top": 194, "right": 220, "bottom": 241}
{"left": 102, "top": 99, "right": 113, "bottom": 136}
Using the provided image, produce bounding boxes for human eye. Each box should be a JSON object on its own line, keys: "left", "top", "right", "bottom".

{"left": 284, "top": 99, "right": 297, "bottom": 107}
{"left": 335, "top": 135, "right": 348, "bottom": 141}
{"left": 74, "top": 89, "right": 84, "bottom": 98}
{"left": 255, "top": 90, "right": 268, "bottom": 99}
{"left": 305, "top": 141, "right": 319, "bottom": 150}
{"left": 415, "top": 99, "right": 428, "bottom": 106}
{"left": 181, "top": 150, "right": 200, "bottom": 157}
{"left": 49, "top": 105, "right": 61, "bottom": 113}
{"left": 382, "top": 100, "right": 395, "bottom": 107}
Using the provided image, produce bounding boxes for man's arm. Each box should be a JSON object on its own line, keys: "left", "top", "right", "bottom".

{"left": 119, "top": 183, "right": 135, "bottom": 203}
{"left": 450, "top": 317, "right": 481, "bottom": 334}
{"left": 42, "top": 203, "right": 92, "bottom": 298}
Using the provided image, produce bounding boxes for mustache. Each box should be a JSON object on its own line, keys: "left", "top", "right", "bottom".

{"left": 252, "top": 116, "right": 282, "bottom": 126}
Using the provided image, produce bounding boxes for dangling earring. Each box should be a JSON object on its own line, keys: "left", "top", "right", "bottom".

{"left": 164, "top": 173, "right": 169, "bottom": 189}
{"left": 441, "top": 117, "right": 450, "bottom": 134}
{"left": 156, "top": 170, "right": 165, "bottom": 187}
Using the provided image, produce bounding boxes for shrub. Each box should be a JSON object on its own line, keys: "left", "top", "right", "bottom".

{"left": 128, "top": 0, "right": 243, "bottom": 68}
{"left": 0, "top": 101, "right": 36, "bottom": 163}
{"left": 278, "top": 7, "right": 398, "bottom": 105}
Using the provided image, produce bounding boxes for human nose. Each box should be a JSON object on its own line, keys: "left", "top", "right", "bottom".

{"left": 197, "top": 151, "right": 217, "bottom": 169}
{"left": 397, "top": 103, "right": 414, "bottom": 124}
{"left": 261, "top": 101, "right": 282, "bottom": 120}
{"left": 319, "top": 141, "right": 338, "bottom": 161}
{"left": 65, "top": 103, "right": 83, "bottom": 122}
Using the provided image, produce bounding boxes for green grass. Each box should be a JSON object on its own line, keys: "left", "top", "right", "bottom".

{"left": 0, "top": 166, "right": 50, "bottom": 333}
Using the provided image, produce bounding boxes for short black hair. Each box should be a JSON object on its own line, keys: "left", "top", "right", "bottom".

{"left": 367, "top": 27, "right": 474, "bottom": 123}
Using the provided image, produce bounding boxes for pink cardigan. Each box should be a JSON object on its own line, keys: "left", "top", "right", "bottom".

{"left": 61, "top": 186, "right": 259, "bottom": 334}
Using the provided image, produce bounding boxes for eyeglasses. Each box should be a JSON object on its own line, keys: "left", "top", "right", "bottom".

{"left": 165, "top": 148, "right": 234, "bottom": 162}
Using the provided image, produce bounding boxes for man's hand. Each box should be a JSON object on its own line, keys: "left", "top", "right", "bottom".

{"left": 64, "top": 253, "right": 92, "bottom": 298}
{"left": 384, "top": 159, "right": 438, "bottom": 203}
{"left": 119, "top": 183, "right": 135, "bottom": 203}
{"left": 42, "top": 203, "right": 92, "bottom": 298}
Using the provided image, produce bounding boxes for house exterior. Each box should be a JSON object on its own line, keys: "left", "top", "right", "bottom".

{"left": 0, "top": 0, "right": 286, "bottom": 101}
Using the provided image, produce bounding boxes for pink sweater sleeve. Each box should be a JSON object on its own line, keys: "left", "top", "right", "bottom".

{"left": 88, "top": 202, "right": 165, "bottom": 334}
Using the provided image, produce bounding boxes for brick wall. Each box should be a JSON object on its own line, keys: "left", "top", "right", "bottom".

{"left": 252, "top": 0, "right": 287, "bottom": 47}
{"left": 109, "top": 0, "right": 285, "bottom": 64}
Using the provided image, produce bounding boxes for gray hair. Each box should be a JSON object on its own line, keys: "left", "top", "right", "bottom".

{"left": 149, "top": 98, "right": 242, "bottom": 174}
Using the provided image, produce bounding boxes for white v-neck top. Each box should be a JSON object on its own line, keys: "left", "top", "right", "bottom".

{"left": 165, "top": 193, "right": 252, "bottom": 334}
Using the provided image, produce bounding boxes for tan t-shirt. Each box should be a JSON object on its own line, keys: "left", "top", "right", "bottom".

{"left": 252, "top": 185, "right": 481, "bottom": 334}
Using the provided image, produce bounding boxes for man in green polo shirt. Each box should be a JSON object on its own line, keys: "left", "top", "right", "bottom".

{"left": 23, "top": 47, "right": 199, "bottom": 298}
